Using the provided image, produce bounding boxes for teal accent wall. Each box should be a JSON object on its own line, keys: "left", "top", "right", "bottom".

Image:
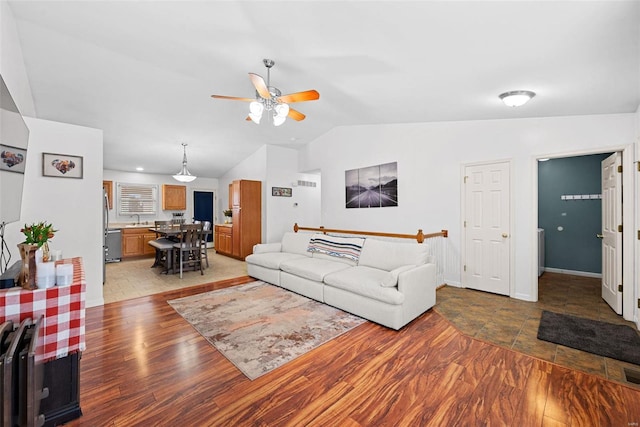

{"left": 538, "top": 153, "right": 612, "bottom": 274}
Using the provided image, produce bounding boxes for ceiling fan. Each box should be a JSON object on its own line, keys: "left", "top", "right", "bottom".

{"left": 211, "top": 59, "right": 319, "bottom": 126}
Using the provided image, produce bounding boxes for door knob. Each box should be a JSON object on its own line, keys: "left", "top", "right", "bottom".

{"left": 501, "top": 233, "right": 508, "bottom": 238}
{"left": 596, "top": 233, "right": 604, "bottom": 239}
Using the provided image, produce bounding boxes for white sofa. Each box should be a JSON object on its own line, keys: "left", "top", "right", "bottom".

{"left": 245, "top": 232, "right": 437, "bottom": 330}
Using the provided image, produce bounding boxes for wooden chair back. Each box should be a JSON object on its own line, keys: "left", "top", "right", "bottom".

{"left": 178, "top": 223, "right": 203, "bottom": 250}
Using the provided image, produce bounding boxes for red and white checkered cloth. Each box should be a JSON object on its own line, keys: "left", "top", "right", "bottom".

{"left": 0, "top": 257, "right": 86, "bottom": 362}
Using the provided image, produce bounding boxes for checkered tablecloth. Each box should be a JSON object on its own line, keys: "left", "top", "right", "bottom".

{"left": 0, "top": 257, "right": 86, "bottom": 362}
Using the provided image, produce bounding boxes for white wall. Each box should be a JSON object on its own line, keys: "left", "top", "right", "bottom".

{"left": 103, "top": 169, "right": 218, "bottom": 224}
{"left": 2, "top": 4, "right": 105, "bottom": 307}
{"left": 220, "top": 145, "right": 322, "bottom": 243}
{"left": 3, "top": 118, "right": 104, "bottom": 307}
{"left": 0, "top": 1, "right": 35, "bottom": 117}
{"left": 219, "top": 145, "right": 267, "bottom": 241}
{"left": 299, "top": 113, "right": 636, "bottom": 302}
{"left": 265, "top": 145, "right": 321, "bottom": 242}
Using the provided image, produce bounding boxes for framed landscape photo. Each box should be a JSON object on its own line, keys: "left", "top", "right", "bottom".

{"left": 346, "top": 161, "right": 398, "bottom": 208}
{"left": 0, "top": 144, "right": 27, "bottom": 174}
{"left": 42, "top": 152, "right": 83, "bottom": 179}
{"left": 272, "top": 187, "right": 292, "bottom": 197}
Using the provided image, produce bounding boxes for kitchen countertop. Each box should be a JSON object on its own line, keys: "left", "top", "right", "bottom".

{"left": 108, "top": 222, "right": 155, "bottom": 229}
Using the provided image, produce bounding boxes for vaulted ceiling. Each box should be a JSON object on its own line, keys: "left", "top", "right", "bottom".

{"left": 8, "top": 1, "right": 640, "bottom": 178}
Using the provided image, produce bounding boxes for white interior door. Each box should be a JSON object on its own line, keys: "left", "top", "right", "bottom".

{"left": 463, "top": 161, "right": 511, "bottom": 295}
{"left": 601, "top": 152, "right": 622, "bottom": 314}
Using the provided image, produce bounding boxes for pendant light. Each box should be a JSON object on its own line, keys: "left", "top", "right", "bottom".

{"left": 172, "top": 143, "right": 196, "bottom": 183}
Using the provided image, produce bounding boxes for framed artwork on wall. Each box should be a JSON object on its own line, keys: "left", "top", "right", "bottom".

{"left": 0, "top": 144, "right": 27, "bottom": 174}
{"left": 346, "top": 161, "right": 398, "bottom": 208}
{"left": 272, "top": 187, "right": 292, "bottom": 197}
{"left": 42, "top": 152, "right": 83, "bottom": 179}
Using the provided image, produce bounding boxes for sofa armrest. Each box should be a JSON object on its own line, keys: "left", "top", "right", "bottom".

{"left": 397, "top": 263, "right": 437, "bottom": 323}
{"left": 253, "top": 242, "right": 282, "bottom": 254}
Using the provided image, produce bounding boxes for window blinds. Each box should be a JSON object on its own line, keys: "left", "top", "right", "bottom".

{"left": 117, "top": 183, "right": 158, "bottom": 215}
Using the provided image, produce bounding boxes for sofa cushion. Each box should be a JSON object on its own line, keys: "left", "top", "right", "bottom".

{"left": 245, "top": 252, "right": 307, "bottom": 269}
{"left": 281, "top": 232, "right": 313, "bottom": 256}
{"left": 311, "top": 251, "right": 357, "bottom": 266}
{"left": 307, "top": 233, "right": 366, "bottom": 263}
{"left": 280, "top": 257, "right": 352, "bottom": 282}
{"left": 253, "top": 242, "right": 282, "bottom": 254}
{"left": 358, "top": 239, "right": 429, "bottom": 271}
{"left": 380, "top": 265, "right": 417, "bottom": 287}
{"left": 324, "top": 266, "right": 405, "bottom": 305}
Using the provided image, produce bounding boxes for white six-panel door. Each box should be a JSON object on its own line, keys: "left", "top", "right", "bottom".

{"left": 601, "top": 152, "right": 622, "bottom": 314}
{"left": 463, "top": 161, "right": 511, "bottom": 295}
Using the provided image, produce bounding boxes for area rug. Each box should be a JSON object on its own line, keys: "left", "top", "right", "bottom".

{"left": 168, "top": 281, "right": 366, "bottom": 380}
{"left": 537, "top": 310, "right": 640, "bottom": 365}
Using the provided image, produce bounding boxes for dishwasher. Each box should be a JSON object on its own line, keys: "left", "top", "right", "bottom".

{"left": 105, "top": 228, "right": 122, "bottom": 262}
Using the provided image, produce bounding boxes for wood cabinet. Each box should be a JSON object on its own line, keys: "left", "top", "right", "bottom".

{"left": 162, "top": 184, "right": 186, "bottom": 210}
{"left": 214, "top": 225, "right": 233, "bottom": 256}
{"left": 103, "top": 180, "right": 113, "bottom": 209}
{"left": 121, "top": 228, "right": 156, "bottom": 258}
{"left": 216, "top": 180, "right": 261, "bottom": 260}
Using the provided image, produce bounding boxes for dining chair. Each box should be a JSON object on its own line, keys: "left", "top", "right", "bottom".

{"left": 200, "top": 220, "right": 212, "bottom": 268}
{"left": 173, "top": 223, "right": 204, "bottom": 278}
{"left": 148, "top": 220, "right": 175, "bottom": 274}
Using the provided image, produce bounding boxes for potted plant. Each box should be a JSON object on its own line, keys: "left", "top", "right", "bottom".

{"left": 18, "top": 221, "right": 57, "bottom": 289}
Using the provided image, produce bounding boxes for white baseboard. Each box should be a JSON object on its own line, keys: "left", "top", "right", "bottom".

{"left": 541, "top": 267, "right": 602, "bottom": 279}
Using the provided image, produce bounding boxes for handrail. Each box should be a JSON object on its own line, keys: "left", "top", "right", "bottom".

{"left": 293, "top": 223, "right": 448, "bottom": 243}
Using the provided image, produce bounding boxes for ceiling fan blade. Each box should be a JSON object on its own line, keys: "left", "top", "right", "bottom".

{"left": 277, "top": 90, "right": 320, "bottom": 104}
{"left": 211, "top": 94, "right": 254, "bottom": 102}
{"left": 245, "top": 116, "right": 252, "bottom": 121}
{"left": 249, "top": 73, "right": 271, "bottom": 99}
{"left": 288, "top": 108, "right": 306, "bottom": 121}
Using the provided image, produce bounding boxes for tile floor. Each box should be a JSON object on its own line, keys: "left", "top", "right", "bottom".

{"left": 103, "top": 258, "right": 640, "bottom": 388}
{"left": 103, "top": 249, "right": 248, "bottom": 304}
{"left": 435, "top": 271, "right": 640, "bottom": 388}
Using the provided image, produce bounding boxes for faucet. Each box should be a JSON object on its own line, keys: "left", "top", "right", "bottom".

{"left": 131, "top": 214, "right": 140, "bottom": 224}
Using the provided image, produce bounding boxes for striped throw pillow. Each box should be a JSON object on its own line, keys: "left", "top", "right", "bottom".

{"left": 307, "top": 234, "right": 365, "bottom": 262}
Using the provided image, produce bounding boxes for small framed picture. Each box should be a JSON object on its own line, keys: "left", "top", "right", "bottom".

{"left": 42, "top": 152, "right": 83, "bottom": 179}
{"left": 272, "top": 187, "right": 292, "bottom": 197}
{"left": 0, "top": 144, "right": 27, "bottom": 174}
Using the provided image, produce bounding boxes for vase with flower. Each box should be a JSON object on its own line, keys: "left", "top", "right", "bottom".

{"left": 18, "top": 221, "right": 57, "bottom": 289}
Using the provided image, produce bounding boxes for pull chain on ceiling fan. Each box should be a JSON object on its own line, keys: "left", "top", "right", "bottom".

{"left": 211, "top": 59, "right": 320, "bottom": 126}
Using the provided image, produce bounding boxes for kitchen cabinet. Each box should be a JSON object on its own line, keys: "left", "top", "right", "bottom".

{"left": 216, "top": 180, "right": 261, "bottom": 260}
{"left": 229, "top": 179, "right": 261, "bottom": 259}
{"left": 162, "top": 184, "right": 186, "bottom": 210}
{"left": 121, "top": 228, "right": 156, "bottom": 258}
{"left": 103, "top": 180, "right": 113, "bottom": 209}
{"left": 214, "top": 225, "right": 233, "bottom": 256}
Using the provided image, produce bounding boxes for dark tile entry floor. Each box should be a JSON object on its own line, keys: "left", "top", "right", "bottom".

{"left": 435, "top": 272, "right": 640, "bottom": 388}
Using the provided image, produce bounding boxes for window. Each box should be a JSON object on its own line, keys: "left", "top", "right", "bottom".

{"left": 117, "top": 183, "right": 158, "bottom": 215}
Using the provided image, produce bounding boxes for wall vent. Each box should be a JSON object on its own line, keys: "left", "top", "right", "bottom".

{"left": 297, "top": 180, "right": 317, "bottom": 188}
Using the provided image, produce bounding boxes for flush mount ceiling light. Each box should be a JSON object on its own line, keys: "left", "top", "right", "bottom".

{"left": 499, "top": 90, "right": 536, "bottom": 107}
{"left": 172, "top": 143, "right": 196, "bottom": 183}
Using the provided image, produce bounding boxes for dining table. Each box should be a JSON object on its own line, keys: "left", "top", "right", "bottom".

{"left": 147, "top": 225, "right": 212, "bottom": 273}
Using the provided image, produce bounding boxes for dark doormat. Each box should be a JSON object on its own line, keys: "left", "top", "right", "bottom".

{"left": 537, "top": 310, "right": 640, "bottom": 366}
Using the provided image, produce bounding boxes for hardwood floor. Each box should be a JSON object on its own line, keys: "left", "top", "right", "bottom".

{"left": 68, "top": 277, "right": 640, "bottom": 426}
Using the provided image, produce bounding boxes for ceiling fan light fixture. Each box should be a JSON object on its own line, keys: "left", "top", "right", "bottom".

{"left": 172, "top": 143, "right": 197, "bottom": 183}
{"left": 275, "top": 103, "right": 289, "bottom": 118}
{"left": 250, "top": 101, "right": 264, "bottom": 115}
{"left": 499, "top": 90, "right": 536, "bottom": 107}
{"left": 249, "top": 113, "right": 261, "bottom": 124}
{"left": 249, "top": 101, "right": 264, "bottom": 124}
{"left": 273, "top": 114, "right": 286, "bottom": 127}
